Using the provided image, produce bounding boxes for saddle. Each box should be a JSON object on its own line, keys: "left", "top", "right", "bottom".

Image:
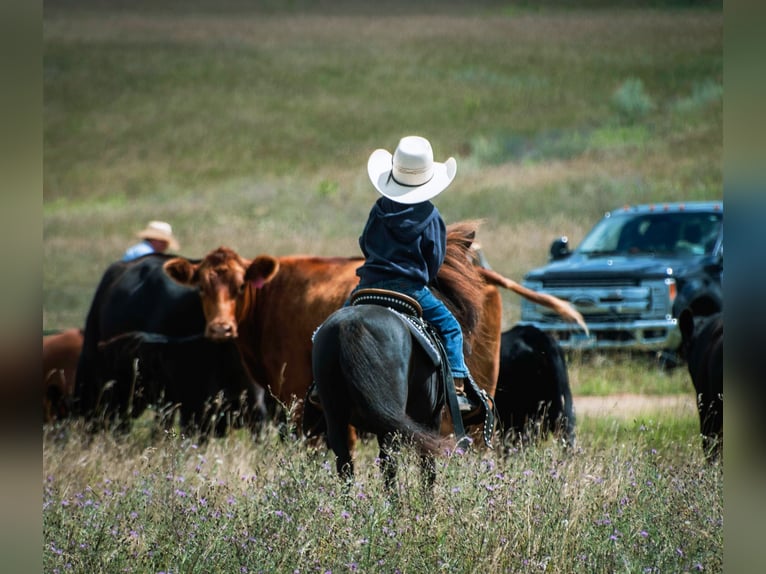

{"left": 349, "top": 288, "right": 423, "bottom": 318}
{"left": 350, "top": 288, "right": 495, "bottom": 448}
{"left": 350, "top": 289, "right": 439, "bottom": 365}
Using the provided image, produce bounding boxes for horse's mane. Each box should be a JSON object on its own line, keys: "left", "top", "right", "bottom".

{"left": 431, "top": 220, "right": 486, "bottom": 336}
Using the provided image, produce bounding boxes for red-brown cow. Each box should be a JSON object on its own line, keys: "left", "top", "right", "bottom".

{"left": 43, "top": 328, "right": 83, "bottom": 423}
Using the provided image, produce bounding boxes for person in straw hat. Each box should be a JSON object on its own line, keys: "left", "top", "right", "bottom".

{"left": 311, "top": 135, "right": 479, "bottom": 413}
{"left": 122, "top": 220, "right": 180, "bottom": 262}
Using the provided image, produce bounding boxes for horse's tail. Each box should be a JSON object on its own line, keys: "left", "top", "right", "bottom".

{"left": 337, "top": 319, "right": 451, "bottom": 455}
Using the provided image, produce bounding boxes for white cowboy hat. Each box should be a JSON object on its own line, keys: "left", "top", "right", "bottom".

{"left": 367, "top": 135, "right": 457, "bottom": 204}
{"left": 136, "top": 220, "right": 180, "bottom": 250}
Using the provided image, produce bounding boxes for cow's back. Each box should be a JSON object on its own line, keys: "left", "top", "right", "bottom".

{"left": 96, "top": 255, "right": 204, "bottom": 338}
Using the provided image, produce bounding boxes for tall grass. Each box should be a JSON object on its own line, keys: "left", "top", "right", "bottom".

{"left": 44, "top": 414, "right": 721, "bottom": 574}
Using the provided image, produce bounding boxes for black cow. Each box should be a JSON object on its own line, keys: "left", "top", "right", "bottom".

{"left": 74, "top": 253, "right": 265, "bottom": 434}
{"left": 99, "top": 332, "right": 267, "bottom": 438}
{"left": 76, "top": 254, "right": 203, "bottom": 420}
{"left": 493, "top": 324, "right": 576, "bottom": 449}
{"left": 679, "top": 309, "right": 723, "bottom": 462}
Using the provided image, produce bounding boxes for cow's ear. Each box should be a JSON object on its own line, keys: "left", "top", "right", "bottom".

{"left": 245, "top": 255, "right": 280, "bottom": 289}
{"left": 679, "top": 308, "right": 694, "bottom": 343}
{"left": 163, "top": 258, "right": 199, "bottom": 286}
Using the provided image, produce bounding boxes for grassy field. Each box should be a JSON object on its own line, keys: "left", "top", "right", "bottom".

{"left": 43, "top": 2, "right": 723, "bottom": 571}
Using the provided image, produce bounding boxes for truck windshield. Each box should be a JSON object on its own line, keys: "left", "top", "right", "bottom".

{"left": 578, "top": 211, "right": 722, "bottom": 256}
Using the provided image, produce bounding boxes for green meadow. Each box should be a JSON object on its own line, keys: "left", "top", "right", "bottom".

{"left": 43, "top": 0, "right": 722, "bottom": 331}
{"left": 43, "top": 2, "right": 723, "bottom": 572}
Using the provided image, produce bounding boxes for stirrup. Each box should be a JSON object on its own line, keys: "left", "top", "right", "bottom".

{"left": 457, "top": 394, "right": 478, "bottom": 413}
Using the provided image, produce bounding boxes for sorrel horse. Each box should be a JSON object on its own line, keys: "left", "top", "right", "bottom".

{"left": 311, "top": 223, "right": 487, "bottom": 492}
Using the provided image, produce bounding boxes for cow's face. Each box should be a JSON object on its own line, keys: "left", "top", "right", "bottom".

{"left": 164, "top": 247, "right": 279, "bottom": 341}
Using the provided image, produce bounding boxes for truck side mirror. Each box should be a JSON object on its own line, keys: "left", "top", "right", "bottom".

{"left": 549, "top": 236, "right": 571, "bottom": 261}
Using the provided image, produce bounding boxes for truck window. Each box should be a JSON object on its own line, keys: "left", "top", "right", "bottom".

{"left": 582, "top": 212, "right": 722, "bottom": 256}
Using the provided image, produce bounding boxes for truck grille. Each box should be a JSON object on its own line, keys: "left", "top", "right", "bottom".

{"left": 535, "top": 285, "right": 652, "bottom": 317}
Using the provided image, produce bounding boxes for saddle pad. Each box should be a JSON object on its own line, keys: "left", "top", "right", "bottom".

{"left": 390, "top": 310, "right": 442, "bottom": 367}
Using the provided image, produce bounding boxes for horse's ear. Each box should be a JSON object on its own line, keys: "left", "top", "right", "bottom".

{"left": 457, "top": 231, "right": 475, "bottom": 251}
{"left": 453, "top": 229, "right": 475, "bottom": 250}
{"left": 163, "top": 258, "right": 199, "bottom": 286}
{"left": 245, "top": 255, "right": 280, "bottom": 288}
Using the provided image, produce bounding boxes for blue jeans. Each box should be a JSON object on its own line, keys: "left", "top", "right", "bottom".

{"left": 348, "top": 279, "right": 470, "bottom": 378}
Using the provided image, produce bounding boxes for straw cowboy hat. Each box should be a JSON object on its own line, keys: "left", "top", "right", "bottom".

{"left": 136, "top": 220, "right": 180, "bottom": 250}
{"left": 367, "top": 135, "right": 457, "bottom": 204}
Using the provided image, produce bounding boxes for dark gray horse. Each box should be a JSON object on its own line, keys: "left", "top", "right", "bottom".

{"left": 312, "top": 304, "right": 455, "bottom": 493}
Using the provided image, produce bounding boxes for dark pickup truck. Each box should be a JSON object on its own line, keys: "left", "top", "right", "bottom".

{"left": 519, "top": 201, "right": 723, "bottom": 359}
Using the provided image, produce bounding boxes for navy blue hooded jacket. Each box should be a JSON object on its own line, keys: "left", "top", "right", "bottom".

{"left": 356, "top": 196, "right": 446, "bottom": 287}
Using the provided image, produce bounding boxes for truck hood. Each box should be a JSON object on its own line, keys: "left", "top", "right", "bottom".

{"left": 524, "top": 254, "right": 689, "bottom": 282}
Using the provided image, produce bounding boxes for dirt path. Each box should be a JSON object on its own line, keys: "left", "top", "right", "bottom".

{"left": 574, "top": 393, "right": 696, "bottom": 419}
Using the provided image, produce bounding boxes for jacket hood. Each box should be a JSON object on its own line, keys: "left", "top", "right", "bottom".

{"left": 374, "top": 197, "right": 439, "bottom": 244}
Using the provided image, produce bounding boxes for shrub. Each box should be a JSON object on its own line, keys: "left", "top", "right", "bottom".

{"left": 612, "top": 78, "right": 655, "bottom": 123}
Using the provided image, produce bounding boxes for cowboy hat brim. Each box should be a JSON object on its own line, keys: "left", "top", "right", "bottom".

{"left": 367, "top": 148, "right": 457, "bottom": 205}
